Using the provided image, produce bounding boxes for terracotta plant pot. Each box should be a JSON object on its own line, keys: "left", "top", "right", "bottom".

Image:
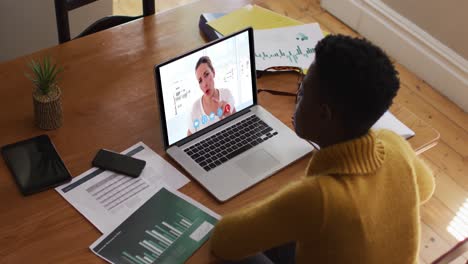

{"left": 32, "top": 85, "right": 63, "bottom": 130}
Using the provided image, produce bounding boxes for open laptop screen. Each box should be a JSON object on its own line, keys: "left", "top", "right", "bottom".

{"left": 156, "top": 29, "right": 255, "bottom": 147}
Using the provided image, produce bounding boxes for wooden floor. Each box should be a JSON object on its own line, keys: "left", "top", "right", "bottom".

{"left": 114, "top": 1, "right": 468, "bottom": 263}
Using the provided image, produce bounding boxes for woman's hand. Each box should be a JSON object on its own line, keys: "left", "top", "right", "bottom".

{"left": 219, "top": 100, "right": 233, "bottom": 119}
{"left": 212, "top": 97, "right": 233, "bottom": 119}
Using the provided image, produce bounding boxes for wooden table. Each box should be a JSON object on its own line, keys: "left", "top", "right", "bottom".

{"left": 0, "top": 0, "right": 439, "bottom": 263}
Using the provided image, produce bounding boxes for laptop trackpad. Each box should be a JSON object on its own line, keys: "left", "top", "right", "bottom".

{"left": 236, "top": 149, "right": 279, "bottom": 178}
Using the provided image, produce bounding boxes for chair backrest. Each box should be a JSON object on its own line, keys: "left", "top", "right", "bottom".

{"left": 54, "top": 0, "right": 155, "bottom": 44}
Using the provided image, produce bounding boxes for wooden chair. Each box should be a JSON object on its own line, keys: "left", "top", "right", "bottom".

{"left": 54, "top": 0, "right": 155, "bottom": 44}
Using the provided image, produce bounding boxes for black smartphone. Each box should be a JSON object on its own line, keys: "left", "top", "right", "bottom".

{"left": 92, "top": 149, "right": 146, "bottom": 178}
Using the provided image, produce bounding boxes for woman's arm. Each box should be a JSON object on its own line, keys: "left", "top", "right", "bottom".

{"left": 211, "top": 179, "right": 324, "bottom": 260}
{"left": 413, "top": 157, "right": 435, "bottom": 204}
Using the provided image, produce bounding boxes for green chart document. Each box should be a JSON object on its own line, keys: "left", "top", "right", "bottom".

{"left": 91, "top": 186, "right": 219, "bottom": 264}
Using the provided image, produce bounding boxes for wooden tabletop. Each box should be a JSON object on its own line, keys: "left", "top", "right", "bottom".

{"left": 0, "top": 0, "right": 439, "bottom": 263}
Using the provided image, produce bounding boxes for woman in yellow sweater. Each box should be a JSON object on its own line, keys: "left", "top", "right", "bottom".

{"left": 210, "top": 34, "right": 435, "bottom": 263}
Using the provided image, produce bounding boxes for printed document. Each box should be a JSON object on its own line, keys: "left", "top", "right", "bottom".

{"left": 254, "top": 23, "right": 324, "bottom": 71}
{"left": 56, "top": 142, "right": 190, "bottom": 233}
{"left": 91, "top": 185, "right": 219, "bottom": 264}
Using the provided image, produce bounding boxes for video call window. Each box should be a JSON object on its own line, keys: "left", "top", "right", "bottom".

{"left": 160, "top": 31, "right": 253, "bottom": 145}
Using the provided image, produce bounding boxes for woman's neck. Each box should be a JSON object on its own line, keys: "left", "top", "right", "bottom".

{"left": 202, "top": 89, "right": 219, "bottom": 114}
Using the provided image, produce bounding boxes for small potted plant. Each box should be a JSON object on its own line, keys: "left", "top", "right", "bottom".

{"left": 26, "top": 56, "right": 64, "bottom": 130}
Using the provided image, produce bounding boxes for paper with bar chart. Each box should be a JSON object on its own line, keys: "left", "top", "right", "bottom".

{"left": 91, "top": 186, "right": 219, "bottom": 264}
{"left": 254, "top": 23, "right": 324, "bottom": 71}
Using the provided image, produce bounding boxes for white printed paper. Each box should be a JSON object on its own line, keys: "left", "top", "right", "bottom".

{"left": 56, "top": 142, "right": 190, "bottom": 234}
{"left": 254, "top": 23, "right": 324, "bottom": 70}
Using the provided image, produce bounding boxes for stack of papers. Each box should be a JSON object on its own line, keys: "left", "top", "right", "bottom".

{"left": 206, "top": 5, "right": 325, "bottom": 71}
{"left": 57, "top": 142, "right": 221, "bottom": 263}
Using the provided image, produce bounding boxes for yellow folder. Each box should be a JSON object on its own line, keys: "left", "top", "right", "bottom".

{"left": 207, "top": 4, "right": 303, "bottom": 36}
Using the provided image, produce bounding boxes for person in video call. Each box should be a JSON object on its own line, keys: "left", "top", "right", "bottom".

{"left": 187, "top": 56, "right": 236, "bottom": 136}
{"left": 210, "top": 34, "right": 435, "bottom": 264}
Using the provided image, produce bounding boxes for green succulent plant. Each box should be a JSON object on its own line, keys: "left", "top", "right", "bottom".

{"left": 26, "top": 56, "right": 63, "bottom": 95}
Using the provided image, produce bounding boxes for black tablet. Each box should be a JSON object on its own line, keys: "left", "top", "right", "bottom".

{"left": 1, "top": 135, "right": 72, "bottom": 195}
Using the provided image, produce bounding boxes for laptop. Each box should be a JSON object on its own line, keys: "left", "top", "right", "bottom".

{"left": 154, "top": 28, "right": 313, "bottom": 202}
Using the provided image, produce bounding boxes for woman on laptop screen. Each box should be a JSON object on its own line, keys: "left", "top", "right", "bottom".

{"left": 187, "top": 56, "right": 236, "bottom": 136}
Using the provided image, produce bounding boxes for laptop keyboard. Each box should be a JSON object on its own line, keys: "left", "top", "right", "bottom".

{"left": 184, "top": 115, "right": 278, "bottom": 172}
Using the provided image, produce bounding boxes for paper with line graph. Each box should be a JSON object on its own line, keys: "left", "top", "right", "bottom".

{"left": 254, "top": 23, "right": 324, "bottom": 70}
{"left": 91, "top": 186, "right": 219, "bottom": 264}
{"left": 55, "top": 142, "right": 189, "bottom": 234}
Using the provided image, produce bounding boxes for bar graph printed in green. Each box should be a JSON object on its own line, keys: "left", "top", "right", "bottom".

{"left": 123, "top": 213, "right": 194, "bottom": 264}
{"left": 255, "top": 46, "right": 315, "bottom": 64}
{"left": 91, "top": 188, "right": 218, "bottom": 264}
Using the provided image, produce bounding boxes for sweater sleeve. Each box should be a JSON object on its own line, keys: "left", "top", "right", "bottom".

{"left": 210, "top": 179, "right": 324, "bottom": 260}
{"left": 413, "top": 156, "right": 435, "bottom": 204}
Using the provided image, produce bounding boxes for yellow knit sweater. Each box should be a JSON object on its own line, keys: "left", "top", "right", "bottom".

{"left": 211, "top": 130, "right": 435, "bottom": 264}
